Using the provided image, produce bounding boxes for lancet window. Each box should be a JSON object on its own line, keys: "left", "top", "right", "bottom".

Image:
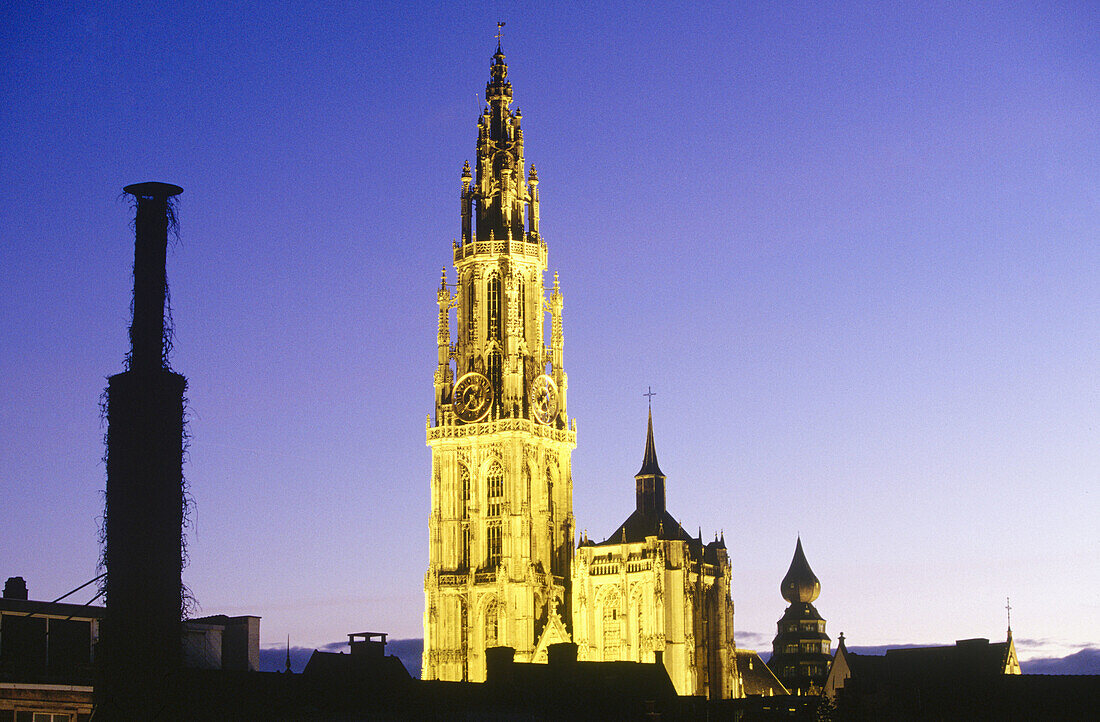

{"left": 488, "top": 275, "right": 502, "bottom": 341}
{"left": 487, "top": 462, "right": 503, "bottom": 517}
{"left": 487, "top": 522, "right": 502, "bottom": 568}
{"left": 459, "top": 466, "right": 470, "bottom": 519}
{"left": 602, "top": 590, "right": 622, "bottom": 660}
{"left": 484, "top": 598, "right": 498, "bottom": 647}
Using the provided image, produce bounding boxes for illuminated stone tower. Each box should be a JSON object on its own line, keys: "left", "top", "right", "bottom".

{"left": 422, "top": 43, "right": 577, "bottom": 682}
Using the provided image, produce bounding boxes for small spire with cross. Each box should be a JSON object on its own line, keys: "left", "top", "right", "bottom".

{"left": 643, "top": 386, "right": 656, "bottom": 409}
{"left": 1006, "top": 597, "right": 1012, "bottom": 635}
{"left": 495, "top": 21, "right": 506, "bottom": 49}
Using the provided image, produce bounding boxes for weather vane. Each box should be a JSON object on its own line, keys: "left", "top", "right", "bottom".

{"left": 643, "top": 386, "right": 656, "bottom": 408}
{"left": 496, "top": 21, "right": 506, "bottom": 46}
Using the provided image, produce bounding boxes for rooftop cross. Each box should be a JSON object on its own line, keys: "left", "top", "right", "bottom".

{"left": 1006, "top": 597, "right": 1012, "bottom": 633}
{"left": 495, "top": 21, "right": 505, "bottom": 48}
{"left": 643, "top": 386, "right": 656, "bottom": 408}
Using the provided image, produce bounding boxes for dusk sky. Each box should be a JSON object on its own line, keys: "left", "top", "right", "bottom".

{"left": 2, "top": 2, "right": 1097, "bottom": 668}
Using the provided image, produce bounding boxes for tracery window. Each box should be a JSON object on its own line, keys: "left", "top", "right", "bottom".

{"left": 488, "top": 352, "right": 502, "bottom": 400}
{"left": 487, "top": 522, "right": 502, "bottom": 568}
{"left": 517, "top": 277, "right": 525, "bottom": 338}
{"left": 484, "top": 598, "right": 498, "bottom": 647}
{"left": 459, "top": 466, "right": 470, "bottom": 519}
{"left": 601, "top": 591, "right": 622, "bottom": 660}
{"left": 487, "top": 462, "right": 503, "bottom": 517}
{"left": 466, "top": 278, "right": 476, "bottom": 339}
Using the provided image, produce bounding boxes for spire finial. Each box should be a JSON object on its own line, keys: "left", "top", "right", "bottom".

{"left": 284, "top": 635, "right": 292, "bottom": 673}
{"left": 643, "top": 385, "right": 656, "bottom": 409}
{"left": 1006, "top": 597, "right": 1012, "bottom": 635}
{"left": 496, "top": 21, "right": 506, "bottom": 49}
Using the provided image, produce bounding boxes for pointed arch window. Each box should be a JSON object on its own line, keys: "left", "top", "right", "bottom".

{"left": 459, "top": 466, "right": 470, "bottom": 520}
{"left": 517, "top": 277, "right": 526, "bottom": 339}
{"left": 487, "top": 275, "right": 502, "bottom": 341}
{"left": 487, "top": 522, "right": 502, "bottom": 568}
{"left": 602, "top": 591, "right": 622, "bottom": 660}
{"left": 487, "top": 462, "right": 504, "bottom": 517}
{"left": 484, "top": 598, "right": 499, "bottom": 648}
{"left": 466, "top": 277, "right": 476, "bottom": 340}
{"left": 488, "top": 352, "right": 502, "bottom": 400}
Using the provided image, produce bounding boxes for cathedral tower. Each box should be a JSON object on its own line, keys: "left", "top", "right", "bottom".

{"left": 422, "top": 43, "right": 576, "bottom": 682}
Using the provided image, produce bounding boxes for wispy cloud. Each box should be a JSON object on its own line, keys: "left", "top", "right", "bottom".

{"left": 1020, "top": 647, "right": 1100, "bottom": 675}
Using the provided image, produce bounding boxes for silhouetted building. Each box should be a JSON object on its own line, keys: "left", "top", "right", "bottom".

{"left": 0, "top": 578, "right": 99, "bottom": 720}
{"left": 572, "top": 412, "right": 740, "bottom": 698}
{"left": 423, "top": 41, "right": 577, "bottom": 682}
{"left": 0, "top": 578, "right": 259, "bottom": 720}
{"left": 825, "top": 632, "right": 1020, "bottom": 699}
{"left": 767, "top": 537, "right": 831, "bottom": 694}
{"left": 822, "top": 632, "right": 1046, "bottom": 719}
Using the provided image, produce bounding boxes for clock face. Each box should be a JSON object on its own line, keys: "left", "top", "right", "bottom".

{"left": 529, "top": 374, "right": 558, "bottom": 425}
{"left": 453, "top": 372, "right": 493, "bottom": 422}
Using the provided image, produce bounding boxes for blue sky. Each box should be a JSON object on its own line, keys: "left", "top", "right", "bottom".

{"left": 1, "top": 2, "right": 1097, "bottom": 666}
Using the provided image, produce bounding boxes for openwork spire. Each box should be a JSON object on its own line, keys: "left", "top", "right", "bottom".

{"left": 468, "top": 44, "right": 532, "bottom": 243}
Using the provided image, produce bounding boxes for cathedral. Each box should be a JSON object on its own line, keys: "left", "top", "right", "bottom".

{"left": 421, "top": 43, "right": 738, "bottom": 699}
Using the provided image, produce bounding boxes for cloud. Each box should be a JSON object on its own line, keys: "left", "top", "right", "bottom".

{"left": 1020, "top": 647, "right": 1100, "bottom": 675}
{"left": 258, "top": 645, "right": 316, "bottom": 673}
{"left": 735, "top": 631, "right": 771, "bottom": 649}
{"left": 258, "top": 638, "right": 424, "bottom": 678}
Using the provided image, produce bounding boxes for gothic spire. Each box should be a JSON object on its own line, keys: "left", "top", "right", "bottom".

{"left": 637, "top": 408, "right": 665, "bottom": 477}
{"left": 469, "top": 43, "right": 531, "bottom": 243}
{"left": 635, "top": 409, "right": 666, "bottom": 517}
{"left": 780, "top": 536, "right": 821, "bottom": 604}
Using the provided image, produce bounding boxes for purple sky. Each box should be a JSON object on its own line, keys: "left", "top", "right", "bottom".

{"left": 2, "top": 3, "right": 1097, "bottom": 665}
